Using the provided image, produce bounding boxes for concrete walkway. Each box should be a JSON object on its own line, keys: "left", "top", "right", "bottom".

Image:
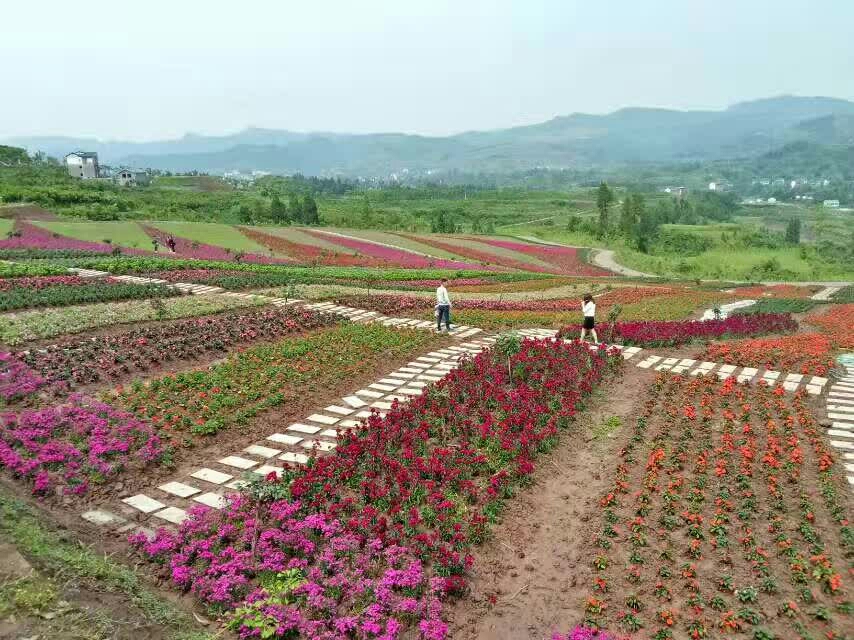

{"left": 589, "top": 249, "right": 657, "bottom": 278}
{"left": 824, "top": 364, "right": 854, "bottom": 490}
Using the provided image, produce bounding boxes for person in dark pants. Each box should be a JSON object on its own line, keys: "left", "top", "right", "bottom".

{"left": 580, "top": 293, "right": 598, "bottom": 344}
{"left": 435, "top": 279, "right": 452, "bottom": 332}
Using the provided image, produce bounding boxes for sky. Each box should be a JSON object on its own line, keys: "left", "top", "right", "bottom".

{"left": 3, "top": 0, "right": 853, "bottom": 141}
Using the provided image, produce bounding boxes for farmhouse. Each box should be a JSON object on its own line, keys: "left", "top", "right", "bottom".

{"left": 115, "top": 168, "right": 151, "bottom": 187}
{"left": 64, "top": 151, "right": 100, "bottom": 179}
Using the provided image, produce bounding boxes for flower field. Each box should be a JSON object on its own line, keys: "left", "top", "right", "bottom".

{"left": 586, "top": 374, "right": 851, "bottom": 639}
{"left": 141, "top": 224, "right": 291, "bottom": 264}
{"left": 398, "top": 233, "right": 557, "bottom": 273}
{"left": 0, "top": 293, "right": 265, "bottom": 345}
{"left": 0, "top": 394, "right": 165, "bottom": 496}
{"left": 0, "top": 221, "right": 142, "bottom": 255}
{"left": 0, "top": 277, "right": 181, "bottom": 311}
{"left": 476, "top": 238, "right": 613, "bottom": 277}
{"left": 8, "top": 307, "right": 334, "bottom": 399}
{"left": 733, "top": 298, "right": 817, "bottom": 315}
{"left": 241, "top": 226, "right": 394, "bottom": 267}
{"left": 131, "top": 338, "right": 622, "bottom": 638}
{"left": 115, "top": 323, "right": 436, "bottom": 442}
{"left": 808, "top": 304, "right": 854, "bottom": 349}
{"left": 557, "top": 313, "right": 798, "bottom": 347}
{"left": 698, "top": 333, "right": 837, "bottom": 376}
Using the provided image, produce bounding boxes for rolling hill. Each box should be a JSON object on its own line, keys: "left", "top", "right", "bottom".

{"left": 6, "top": 95, "right": 854, "bottom": 176}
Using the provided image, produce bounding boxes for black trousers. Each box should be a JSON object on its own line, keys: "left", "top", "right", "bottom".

{"left": 437, "top": 305, "right": 451, "bottom": 330}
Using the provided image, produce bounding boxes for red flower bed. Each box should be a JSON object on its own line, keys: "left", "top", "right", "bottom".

{"left": 132, "top": 339, "right": 621, "bottom": 638}
{"left": 808, "top": 304, "right": 854, "bottom": 349}
{"left": 0, "top": 275, "right": 92, "bottom": 291}
{"left": 558, "top": 313, "right": 797, "bottom": 347}
{"left": 476, "top": 238, "right": 613, "bottom": 277}
{"left": 332, "top": 293, "right": 586, "bottom": 314}
{"left": 731, "top": 284, "right": 817, "bottom": 299}
{"left": 594, "top": 286, "right": 681, "bottom": 307}
{"left": 698, "top": 333, "right": 836, "bottom": 376}
{"left": 241, "top": 226, "right": 391, "bottom": 267}
{"left": 585, "top": 374, "right": 851, "bottom": 638}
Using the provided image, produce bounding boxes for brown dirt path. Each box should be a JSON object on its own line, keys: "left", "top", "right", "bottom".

{"left": 446, "top": 364, "right": 655, "bottom": 640}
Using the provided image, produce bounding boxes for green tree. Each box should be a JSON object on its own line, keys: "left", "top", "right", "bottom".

{"left": 360, "top": 196, "right": 374, "bottom": 228}
{"left": 302, "top": 194, "right": 319, "bottom": 225}
{"left": 288, "top": 193, "right": 303, "bottom": 223}
{"left": 785, "top": 217, "right": 801, "bottom": 245}
{"left": 596, "top": 182, "right": 614, "bottom": 237}
{"left": 270, "top": 194, "right": 289, "bottom": 224}
{"left": 566, "top": 215, "right": 580, "bottom": 232}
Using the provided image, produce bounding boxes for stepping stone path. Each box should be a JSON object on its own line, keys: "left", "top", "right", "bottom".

{"left": 811, "top": 285, "right": 843, "bottom": 301}
{"left": 824, "top": 363, "right": 854, "bottom": 490}
{"left": 81, "top": 336, "right": 498, "bottom": 535}
{"left": 701, "top": 299, "right": 756, "bottom": 320}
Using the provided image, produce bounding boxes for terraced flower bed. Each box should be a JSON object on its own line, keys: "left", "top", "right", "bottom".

{"left": 733, "top": 298, "right": 817, "bottom": 315}
{"left": 9, "top": 307, "right": 334, "bottom": 399}
{"left": 808, "top": 304, "right": 854, "bottom": 349}
{"left": 0, "top": 394, "right": 165, "bottom": 496}
{"left": 131, "top": 338, "right": 621, "bottom": 638}
{"left": 241, "top": 226, "right": 393, "bottom": 267}
{"left": 697, "top": 333, "right": 836, "bottom": 376}
{"left": 557, "top": 313, "right": 797, "bottom": 347}
{"left": 0, "top": 221, "right": 146, "bottom": 255}
{"left": 140, "top": 224, "right": 291, "bottom": 264}
{"left": 585, "top": 374, "right": 851, "bottom": 638}
{"left": 731, "top": 284, "right": 819, "bottom": 299}
{"left": 0, "top": 260, "right": 71, "bottom": 278}
{"left": 476, "top": 238, "right": 613, "bottom": 277}
{"left": 0, "top": 294, "right": 266, "bottom": 346}
{"left": 0, "top": 279, "right": 181, "bottom": 312}
{"left": 398, "top": 232, "right": 549, "bottom": 273}
{"left": 329, "top": 293, "right": 585, "bottom": 314}
{"left": 115, "top": 323, "right": 436, "bottom": 443}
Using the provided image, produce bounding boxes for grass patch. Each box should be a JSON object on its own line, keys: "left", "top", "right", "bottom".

{"left": 0, "top": 488, "right": 212, "bottom": 640}
{"left": 733, "top": 298, "right": 817, "bottom": 314}
{"left": 0, "top": 217, "right": 16, "bottom": 236}
{"left": 592, "top": 415, "right": 623, "bottom": 440}
{"left": 149, "top": 221, "right": 270, "bottom": 254}
{"left": 33, "top": 220, "right": 160, "bottom": 251}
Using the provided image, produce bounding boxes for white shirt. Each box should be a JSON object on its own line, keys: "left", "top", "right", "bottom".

{"left": 436, "top": 285, "right": 451, "bottom": 306}
{"left": 583, "top": 301, "right": 595, "bottom": 317}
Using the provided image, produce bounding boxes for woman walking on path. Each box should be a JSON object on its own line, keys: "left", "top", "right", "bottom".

{"left": 436, "top": 279, "right": 452, "bottom": 333}
{"left": 580, "top": 293, "right": 598, "bottom": 344}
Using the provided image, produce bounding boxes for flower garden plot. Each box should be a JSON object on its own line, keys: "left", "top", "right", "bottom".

{"left": 114, "top": 323, "right": 436, "bottom": 443}
{"left": 616, "top": 290, "right": 735, "bottom": 322}
{"left": 0, "top": 261, "right": 69, "bottom": 278}
{"left": 140, "top": 224, "right": 291, "bottom": 264}
{"left": 131, "top": 339, "right": 621, "bottom": 638}
{"left": 830, "top": 286, "right": 854, "bottom": 303}
{"left": 9, "top": 307, "right": 334, "bottom": 401}
{"left": 0, "top": 221, "right": 149, "bottom": 255}
{"left": 0, "top": 394, "right": 164, "bottom": 496}
{"left": 731, "top": 284, "right": 819, "bottom": 299}
{"left": 808, "top": 304, "right": 854, "bottom": 349}
{"left": 0, "top": 279, "right": 181, "bottom": 312}
{"left": 0, "top": 294, "right": 266, "bottom": 346}
{"left": 398, "top": 233, "right": 554, "bottom": 273}
{"left": 476, "top": 237, "right": 614, "bottom": 277}
{"left": 148, "top": 221, "right": 273, "bottom": 256}
{"left": 305, "top": 229, "right": 490, "bottom": 270}
{"left": 586, "top": 374, "right": 852, "bottom": 639}
{"left": 697, "top": 333, "right": 837, "bottom": 376}
{"left": 0, "top": 352, "right": 47, "bottom": 404}
{"left": 556, "top": 313, "right": 798, "bottom": 348}
{"left": 243, "top": 226, "right": 400, "bottom": 268}
{"left": 732, "top": 298, "right": 817, "bottom": 315}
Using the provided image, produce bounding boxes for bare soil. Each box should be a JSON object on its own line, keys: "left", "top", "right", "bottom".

{"left": 447, "top": 363, "right": 656, "bottom": 639}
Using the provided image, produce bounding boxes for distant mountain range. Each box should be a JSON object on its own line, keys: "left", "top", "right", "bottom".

{"left": 6, "top": 95, "right": 854, "bottom": 176}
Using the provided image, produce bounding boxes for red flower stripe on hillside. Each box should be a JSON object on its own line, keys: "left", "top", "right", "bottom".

{"left": 141, "top": 225, "right": 291, "bottom": 264}
{"left": 132, "top": 339, "right": 621, "bottom": 638}
{"left": 731, "top": 284, "right": 818, "bottom": 299}
{"left": 305, "top": 230, "right": 491, "bottom": 270}
{"left": 396, "top": 233, "right": 550, "bottom": 273}
{"left": 558, "top": 313, "right": 797, "bottom": 347}
{"left": 476, "top": 238, "right": 614, "bottom": 277}
{"left": 332, "top": 293, "right": 591, "bottom": 314}
{"left": 240, "top": 226, "right": 393, "bottom": 267}
{"left": 808, "top": 303, "right": 854, "bottom": 349}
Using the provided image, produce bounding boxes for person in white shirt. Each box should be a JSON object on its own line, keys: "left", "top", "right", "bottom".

{"left": 580, "top": 293, "right": 598, "bottom": 344}
{"left": 436, "top": 280, "right": 451, "bottom": 332}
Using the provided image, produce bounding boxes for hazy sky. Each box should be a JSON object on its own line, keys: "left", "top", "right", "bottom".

{"left": 4, "top": 0, "right": 853, "bottom": 141}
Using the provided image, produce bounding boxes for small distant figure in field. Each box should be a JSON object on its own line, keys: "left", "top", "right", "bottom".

{"left": 166, "top": 235, "right": 177, "bottom": 252}
{"left": 580, "top": 293, "right": 598, "bottom": 344}
{"left": 151, "top": 237, "right": 160, "bottom": 252}
{"left": 436, "top": 279, "right": 452, "bottom": 333}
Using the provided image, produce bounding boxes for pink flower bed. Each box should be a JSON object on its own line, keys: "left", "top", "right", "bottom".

{"left": 0, "top": 394, "right": 165, "bottom": 495}
{"left": 142, "top": 225, "right": 292, "bottom": 265}
{"left": 305, "top": 230, "right": 492, "bottom": 271}
{"left": 357, "top": 278, "right": 495, "bottom": 290}
{"left": 0, "top": 221, "right": 142, "bottom": 254}
{"left": 558, "top": 313, "right": 798, "bottom": 347}
{"left": 147, "top": 269, "right": 247, "bottom": 283}
{"left": 477, "top": 238, "right": 614, "bottom": 277}
{"left": 0, "top": 352, "right": 47, "bottom": 403}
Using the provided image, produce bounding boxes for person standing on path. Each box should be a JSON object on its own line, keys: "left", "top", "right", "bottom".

{"left": 580, "top": 293, "right": 598, "bottom": 344}
{"left": 436, "top": 279, "right": 452, "bottom": 332}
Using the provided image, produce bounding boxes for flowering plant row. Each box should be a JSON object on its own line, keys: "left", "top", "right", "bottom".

{"left": 0, "top": 260, "right": 70, "bottom": 278}
{"left": 12, "top": 307, "right": 334, "bottom": 397}
{"left": 733, "top": 298, "right": 816, "bottom": 315}
{"left": 0, "top": 393, "right": 165, "bottom": 495}
{"left": 0, "top": 294, "right": 265, "bottom": 347}
{"left": 0, "top": 352, "right": 47, "bottom": 404}
{"left": 476, "top": 238, "right": 613, "bottom": 277}
{"left": 132, "top": 339, "right": 621, "bottom": 638}
{"left": 808, "top": 304, "right": 854, "bottom": 349}
{"left": 731, "top": 284, "right": 818, "bottom": 299}
{"left": 558, "top": 313, "right": 797, "bottom": 347}
{"left": 698, "top": 333, "right": 836, "bottom": 376}
{"left": 552, "top": 628, "right": 620, "bottom": 640}
{"left": 586, "top": 374, "right": 850, "bottom": 638}
{"left": 0, "top": 221, "right": 148, "bottom": 255}
{"left": 332, "top": 293, "right": 588, "bottom": 314}
{"left": 305, "top": 230, "right": 493, "bottom": 271}
{"left": 397, "top": 233, "right": 555, "bottom": 273}
{"left": 116, "top": 323, "right": 435, "bottom": 443}
{"left": 0, "top": 275, "right": 93, "bottom": 291}
{"left": 0, "top": 248, "right": 109, "bottom": 262}
{"left": 0, "top": 279, "right": 181, "bottom": 312}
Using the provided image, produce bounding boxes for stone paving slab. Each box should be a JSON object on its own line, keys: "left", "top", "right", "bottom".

{"left": 122, "top": 494, "right": 165, "bottom": 513}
